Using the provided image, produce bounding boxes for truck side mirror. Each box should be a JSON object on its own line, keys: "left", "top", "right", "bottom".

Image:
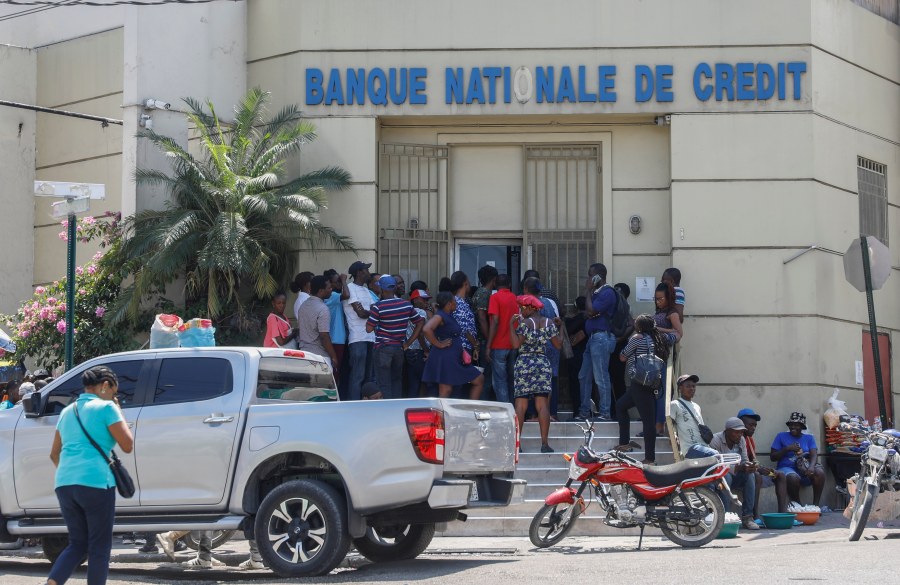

{"left": 22, "top": 393, "right": 43, "bottom": 418}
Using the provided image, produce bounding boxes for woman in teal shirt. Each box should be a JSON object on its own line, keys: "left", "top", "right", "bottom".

{"left": 46, "top": 366, "right": 133, "bottom": 585}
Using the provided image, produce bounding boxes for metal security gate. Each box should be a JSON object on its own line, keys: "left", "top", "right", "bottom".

{"left": 524, "top": 145, "right": 601, "bottom": 308}
{"left": 378, "top": 144, "right": 449, "bottom": 288}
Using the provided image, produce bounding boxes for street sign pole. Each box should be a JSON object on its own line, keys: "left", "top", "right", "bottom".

{"left": 860, "top": 235, "right": 891, "bottom": 428}
{"left": 65, "top": 213, "right": 76, "bottom": 371}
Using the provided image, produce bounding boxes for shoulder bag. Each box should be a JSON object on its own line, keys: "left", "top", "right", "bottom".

{"left": 73, "top": 403, "right": 135, "bottom": 498}
{"left": 677, "top": 398, "right": 714, "bottom": 445}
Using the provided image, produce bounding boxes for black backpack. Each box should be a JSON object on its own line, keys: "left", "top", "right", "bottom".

{"left": 601, "top": 284, "right": 631, "bottom": 338}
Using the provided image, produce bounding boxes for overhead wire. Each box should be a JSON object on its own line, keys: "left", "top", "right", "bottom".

{"left": 0, "top": 0, "right": 239, "bottom": 6}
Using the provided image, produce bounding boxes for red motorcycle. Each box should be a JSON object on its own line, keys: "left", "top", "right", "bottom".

{"left": 529, "top": 421, "right": 740, "bottom": 549}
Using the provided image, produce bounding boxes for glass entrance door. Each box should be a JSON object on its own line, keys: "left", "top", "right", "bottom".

{"left": 456, "top": 240, "right": 522, "bottom": 293}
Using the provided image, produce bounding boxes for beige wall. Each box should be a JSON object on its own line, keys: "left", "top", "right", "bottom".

{"left": 0, "top": 45, "right": 36, "bottom": 315}
{"left": 33, "top": 28, "right": 124, "bottom": 286}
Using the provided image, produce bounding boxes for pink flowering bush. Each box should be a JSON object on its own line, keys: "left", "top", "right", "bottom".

{"left": 2, "top": 213, "right": 136, "bottom": 369}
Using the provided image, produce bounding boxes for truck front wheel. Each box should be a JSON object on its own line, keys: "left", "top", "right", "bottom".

{"left": 352, "top": 523, "right": 436, "bottom": 563}
{"left": 254, "top": 479, "right": 351, "bottom": 577}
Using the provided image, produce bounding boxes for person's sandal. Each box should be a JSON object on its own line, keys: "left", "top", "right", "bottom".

{"left": 613, "top": 444, "right": 635, "bottom": 452}
{"left": 641, "top": 459, "right": 655, "bottom": 466}
{"left": 742, "top": 517, "right": 761, "bottom": 530}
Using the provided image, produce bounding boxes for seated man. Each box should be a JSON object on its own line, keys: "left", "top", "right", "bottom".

{"left": 710, "top": 417, "right": 760, "bottom": 530}
{"left": 737, "top": 408, "right": 789, "bottom": 520}
{"left": 770, "top": 411, "right": 826, "bottom": 506}
{"left": 669, "top": 374, "right": 717, "bottom": 459}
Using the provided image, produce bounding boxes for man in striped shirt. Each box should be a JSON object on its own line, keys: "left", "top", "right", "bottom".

{"left": 367, "top": 275, "right": 425, "bottom": 399}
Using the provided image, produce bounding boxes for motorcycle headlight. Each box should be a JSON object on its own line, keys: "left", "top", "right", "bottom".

{"left": 569, "top": 457, "right": 590, "bottom": 480}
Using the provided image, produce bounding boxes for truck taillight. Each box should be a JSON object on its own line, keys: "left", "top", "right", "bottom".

{"left": 405, "top": 408, "right": 444, "bottom": 464}
{"left": 283, "top": 350, "right": 306, "bottom": 358}
{"left": 514, "top": 414, "right": 520, "bottom": 465}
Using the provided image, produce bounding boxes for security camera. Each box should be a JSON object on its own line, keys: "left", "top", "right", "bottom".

{"left": 144, "top": 99, "right": 171, "bottom": 110}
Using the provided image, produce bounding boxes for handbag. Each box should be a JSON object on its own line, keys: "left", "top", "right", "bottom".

{"left": 678, "top": 398, "right": 714, "bottom": 445}
{"left": 559, "top": 323, "right": 575, "bottom": 360}
{"left": 628, "top": 335, "right": 664, "bottom": 392}
{"left": 73, "top": 403, "right": 136, "bottom": 498}
{"left": 461, "top": 348, "right": 473, "bottom": 366}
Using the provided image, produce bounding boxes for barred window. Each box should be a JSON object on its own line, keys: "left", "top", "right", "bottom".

{"left": 858, "top": 156, "right": 888, "bottom": 246}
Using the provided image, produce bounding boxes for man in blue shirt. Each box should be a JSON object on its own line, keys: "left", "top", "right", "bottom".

{"left": 770, "top": 411, "right": 826, "bottom": 506}
{"left": 575, "top": 263, "right": 617, "bottom": 421}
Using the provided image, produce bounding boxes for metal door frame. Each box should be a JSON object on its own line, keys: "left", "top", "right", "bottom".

{"left": 453, "top": 237, "right": 530, "bottom": 275}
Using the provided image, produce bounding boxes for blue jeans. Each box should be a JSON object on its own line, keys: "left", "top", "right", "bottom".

{"left": 578, "top": 331, "right": 616, "bottom": 418}
{"left": 686, "top": 444, "right": 719, "bottom": 459}
{"left": 50, "top": 485, "right": 116, "bottom": 585}
{"left": 347, "top": 341, "right": 374, "bottom": 400}
{"left": 405, "top": 349, "right": 425, "bottom": 397}
{"left": 727, "top": 471, "right": 757, "bottom": 517}
{"left": 491, "top": 349, "right": 515, "bottom": 403}
{"left": 375, "top": 344, "right": 404, "bottom": 399}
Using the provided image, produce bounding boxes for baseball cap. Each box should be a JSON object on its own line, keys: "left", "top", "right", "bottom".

{"left": 737, "top": 408, "right": 761, "bottom": 421}
{"left": 410, "top": 289, "right": 431, "bottom": 300}
{"left": 725, "top": 417, "right": 747, "bottom": 431}
{"left": 377, "top": 275, "right": 397, "bottom": 290}
{"left": 677, "top": 374, "right": 699, "bottom": 386}
{"left": 33, "top": 368, "right": 50, "bottom": 379}
{"left": 348, "top": 261, "right": 372, "bottom": 276}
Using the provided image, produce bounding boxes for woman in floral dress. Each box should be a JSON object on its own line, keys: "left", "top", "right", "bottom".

{"left": 509, "top": 294, "right": 563, "bottom": 453}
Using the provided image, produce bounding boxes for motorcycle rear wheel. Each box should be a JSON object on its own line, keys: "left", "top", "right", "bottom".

{"left": 529, "top": 502, "right": 579, "bottom": 548}
{"left": 659, "top": 486, "right": 723, "bottom": 548}
{"left": 849, "top": 480, "right": 877, "bottom": 542}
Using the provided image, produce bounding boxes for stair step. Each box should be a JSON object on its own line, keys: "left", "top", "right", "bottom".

{"left": 518, "top": 437, "right": 671, "bottom": 451}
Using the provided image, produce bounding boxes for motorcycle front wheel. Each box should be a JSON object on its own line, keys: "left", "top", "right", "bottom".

{"left": 659, "top": 486, "right": 723, "bottom": 548}
{"left": 529, "top": 502, "right": 579, "bottom": 548}
{"left": 849, "top": 480, "right": 878, "bottom": 542}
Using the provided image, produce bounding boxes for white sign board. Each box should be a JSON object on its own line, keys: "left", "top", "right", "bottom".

{"left": 636, "top": 277, "right": 656, "bottom": 303}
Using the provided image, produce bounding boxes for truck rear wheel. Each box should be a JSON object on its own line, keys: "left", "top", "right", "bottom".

{"left": 254, "top": 479, "right": 351, "bottom": 577}
{"left": 352, "top": 523, "right": 435, "bottom": 563}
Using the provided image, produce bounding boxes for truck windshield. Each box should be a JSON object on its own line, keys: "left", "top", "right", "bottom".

{"left": 256, "top": 357, "right": 337, "bottom": 403}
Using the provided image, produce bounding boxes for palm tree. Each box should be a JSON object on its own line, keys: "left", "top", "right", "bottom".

{"left": 111, "top": 87, "right": 353, "bottom": 322}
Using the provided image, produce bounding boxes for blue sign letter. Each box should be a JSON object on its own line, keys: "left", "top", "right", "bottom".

{"left": 693, "top": 63, "right": 713, "bottom": 101}
{"left": 634, "top": 65, "right": 654, "bottom": 102}
{"left": 446, "top": 68, "right": 464, "bottom": 104}
{"left": 367, "top": 68, "right": 388, "bottom": 105}
{"left": 536, "top": 67, "right": 554, "bottom": 103}
{"left": 598, "top": 66, "right": 616, "bottom": 102}
{"left": 656, "top": 65, "right": 673, "bottom": 102}
{"left": 787, "top": 62, "right": 807, "bottom": 100}
{"left": 306, "top": 68, "right": 324, "bottom": 105}
{"left": 756, "top": 63, "right": 775, "bottom": 100}
{"left": 410, "top": 68, "right": 427, "bottom": 104}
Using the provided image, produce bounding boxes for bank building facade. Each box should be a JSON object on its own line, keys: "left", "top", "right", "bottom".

{"left": 0, "top": 0, "right": 898, "bottom": 445}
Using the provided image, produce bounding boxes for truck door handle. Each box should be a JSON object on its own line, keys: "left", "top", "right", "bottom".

{"left": 203, "top": 415, "right": 235, "bottom": 424}
{"left": 474, "top": 411, "right": 492, "bottom": 421}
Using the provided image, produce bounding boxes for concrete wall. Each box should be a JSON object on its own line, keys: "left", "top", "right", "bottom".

{"left": 33, "top": 28, "right": 124, "bottom": 286}
{"left": 0, "top": 45, "right": 36, "bottom": 315}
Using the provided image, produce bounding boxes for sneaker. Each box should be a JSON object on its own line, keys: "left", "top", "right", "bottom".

{"left": 138, "top": 543, "right": 158, "bottom": 554}
{"left": 156, "top": 533, "right": 176, "bottom": 561}
{"left": 540, "top": 444, "right": 554, "bottom": 453}
{"left": 613, "top": 444, "right": 635, "bottom": 452}
{"left": 820, "top": 506, "right": 832, "bottom": 513}
{"left": 754, "top": 518, "right": 764, "bottom": 526}
{"left": 595, "top": 415, "right": 613, "bottom": 422}
{"left": 571, "top": 415, "right": 589, "bottom": 422}
{"left": 134, "top": 537, "right": 147, "bottom": 546}
{"left": 121, "top": 533, "right": 135, "bottom": 545}
{"left": 184, "top": 557, "right": 225, "bottom": 569}
{"left": 174, "top": 539, "right": 188, "bottom": 552}
{"left": 239, "top": 558, "right": 266, "bottom": 570}
{"left": 792, "top": 519, "right": 803, "bottom": 526}
{"left": 742, "top": 517, "right": 761, "bottom": 530}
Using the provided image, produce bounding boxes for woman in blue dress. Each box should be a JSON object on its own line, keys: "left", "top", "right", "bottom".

{"left": 510, "top": 294, "right": 563, "bottom": 453}
{"left": 422, "top": 292, "right": 484, "bottom": 399}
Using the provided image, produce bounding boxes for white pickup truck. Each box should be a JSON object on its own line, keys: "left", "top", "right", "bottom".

{"left": 0, "top": 347, "right": 524, "bottom": 577}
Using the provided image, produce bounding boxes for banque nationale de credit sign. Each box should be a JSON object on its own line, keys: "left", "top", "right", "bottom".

{"left": 305, "top": 62, "right": 808, "bottom": 106}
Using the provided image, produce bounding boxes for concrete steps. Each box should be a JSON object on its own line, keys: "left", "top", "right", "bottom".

{"left": 439, "top": 417, "right": 674, "bottom": 537}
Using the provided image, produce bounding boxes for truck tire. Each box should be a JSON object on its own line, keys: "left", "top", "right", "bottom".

{"left": 254, "top": 479, "right": 351, "bottom": 577}
{"left": 352, "top": 523, "right": 436, "bottom": 563}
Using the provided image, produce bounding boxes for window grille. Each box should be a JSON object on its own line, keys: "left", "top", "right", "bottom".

{"left": 858, "top": 156, "right": 888, "bottom": 246}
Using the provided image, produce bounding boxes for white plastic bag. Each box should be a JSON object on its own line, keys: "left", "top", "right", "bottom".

{"left": 824, "top": 388, "right": 849, "bottom": 428}
{"left": 149, "top": 314, "right": 182, "bottom": 349}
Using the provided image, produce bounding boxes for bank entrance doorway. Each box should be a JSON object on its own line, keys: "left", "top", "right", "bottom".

{"left": 456, "top": 240, "right": 522, "bottom": 294}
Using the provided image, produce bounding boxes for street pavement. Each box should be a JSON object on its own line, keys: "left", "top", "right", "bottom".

{"left": 2, "top": 513, "right": 898, "bottom": 584}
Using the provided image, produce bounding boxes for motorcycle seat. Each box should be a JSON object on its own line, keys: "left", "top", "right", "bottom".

{"left": 642, "top": 456, "right": 719, "bottom": 487}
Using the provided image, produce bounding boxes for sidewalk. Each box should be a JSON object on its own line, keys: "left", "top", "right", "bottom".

{"left": 2, "top": 512, "right": 898, "bottom": 567}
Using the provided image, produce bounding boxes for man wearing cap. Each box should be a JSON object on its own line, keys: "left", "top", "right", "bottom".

{"left": 770, "top": 411, "right": 826, "bottom": 506}
{"left": 669, "top": 374, "right": 718, "bottom": 459}
{"left": 710, "top": 417, "right": 761, "bottom": 530}
{"left": 405, "top": 289, "right": 432, "bottom": 397}
{"left": 738, "top": 408, "right": 789, "bottom": 518}
{"left": 367, "top": 275, "right": 424, "bottom": 400}
{"left": 343, "top": 261, "right": 376, "bottom": 400}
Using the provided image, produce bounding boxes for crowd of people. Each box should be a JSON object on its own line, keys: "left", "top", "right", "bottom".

{"left": 263, "top": 261, "right": 692, "bottom": 454}
{"left": 0, "top": 368, "right": 53, "bottom": 410}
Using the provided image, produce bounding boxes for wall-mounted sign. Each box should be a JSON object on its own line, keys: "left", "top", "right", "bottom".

{"left": 304, "top": 61, "right": 807, "bottom": 106}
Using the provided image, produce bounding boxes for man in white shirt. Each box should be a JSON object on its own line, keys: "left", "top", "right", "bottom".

{"left": 342, "top": 261, "right": 376, "bottom": 400}
{"left": 669, "top": 374, "right": 718, "bottom": 459}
